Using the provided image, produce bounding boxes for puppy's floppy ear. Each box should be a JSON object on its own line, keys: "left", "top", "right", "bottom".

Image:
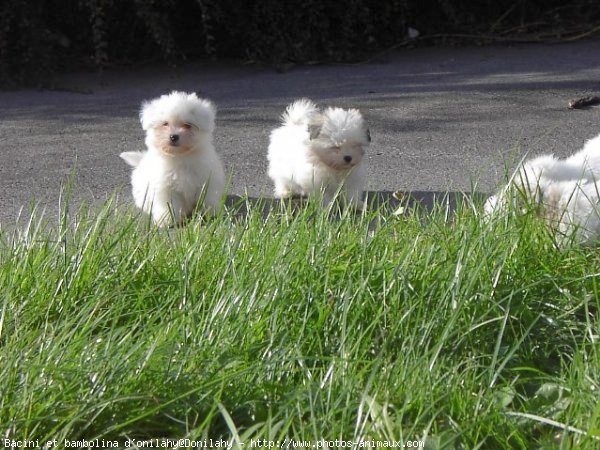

{"left": 308, "top": 124, "right": 322, "bottom": 140}
{"left": 366, "top": 128, "right": 371, "bottom": 142}
{"left": 140, "top": 99, "right": 159, "bottom": 131}
{"left": 188, "top": 97, "right": 216, "bottom": 132}
{"left": 120, "top": 151, "right": 144, "bottom": 167}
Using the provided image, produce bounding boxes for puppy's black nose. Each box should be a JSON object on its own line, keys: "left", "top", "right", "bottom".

{"left": 344, "top": 155, "right": 352, "bottom": 163}
{"left": 169, "top": 134, "right": 179, "bottom": 143}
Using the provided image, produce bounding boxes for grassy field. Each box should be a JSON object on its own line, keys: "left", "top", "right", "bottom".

{"left": 0, "top": 193, "right": 599, "bottom": 449}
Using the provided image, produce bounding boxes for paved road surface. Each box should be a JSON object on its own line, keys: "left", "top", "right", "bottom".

{"left": 1, "top": 39, "right": 599, "bottom": 225}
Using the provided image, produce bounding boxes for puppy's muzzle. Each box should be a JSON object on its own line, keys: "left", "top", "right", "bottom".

{"left": 169, "top": 134, "right": 179, "bottom": 144}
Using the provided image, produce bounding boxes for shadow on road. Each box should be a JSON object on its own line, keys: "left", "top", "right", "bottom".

{"left": 222, "top": 190, "right": 486, "bottom": 217}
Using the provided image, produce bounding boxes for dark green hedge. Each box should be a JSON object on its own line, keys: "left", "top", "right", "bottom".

{"left": 1, "top": 0, "right": 599, "bottom": 87}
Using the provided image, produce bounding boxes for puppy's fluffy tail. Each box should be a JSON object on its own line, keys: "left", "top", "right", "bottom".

{"left": 120, "top": 151, "right": 144, "bottom": 167}
{"left": 281, "top": 98, "right": 319, "bottom": 126}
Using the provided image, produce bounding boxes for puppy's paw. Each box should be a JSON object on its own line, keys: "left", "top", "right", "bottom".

{"left": 274, "top": 184, "right": 293, "bottom": 199}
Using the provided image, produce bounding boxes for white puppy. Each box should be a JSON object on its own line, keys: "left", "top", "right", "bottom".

{"left": 267, "top": 99, "right": 370, "bottom": 208}
{"left": 485, "top": 134, "right": 600, "bottom": 244}
{"left": 120, "top": 91, "right": 225, "bottom": 227}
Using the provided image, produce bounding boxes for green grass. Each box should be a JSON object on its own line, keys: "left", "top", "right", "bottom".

{"left": 0, "top": 193, "right": 599, "bottom": 449}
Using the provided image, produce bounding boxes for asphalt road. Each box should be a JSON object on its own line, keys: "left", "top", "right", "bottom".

{"left": 1, "top": 39, "right": 600, "bottom": 225}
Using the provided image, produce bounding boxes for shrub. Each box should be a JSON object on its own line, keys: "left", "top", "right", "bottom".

{"left": 1, "top": 0, "right": 599, "bottom": 87}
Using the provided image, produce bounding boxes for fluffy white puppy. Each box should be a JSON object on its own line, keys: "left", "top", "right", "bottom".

{"left": 120, "top": 91, "right": 225, "bottom": 227}
{"left": 485, "top": 134, "right": 600, "bottom": 244}
{"left": 510, "top": 134, "right": 600, "bottom": 183}
{"left": 267, "top": 99, "right": 370, "bottom": 208}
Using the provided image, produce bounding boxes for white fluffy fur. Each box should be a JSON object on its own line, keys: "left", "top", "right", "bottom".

{"left": 140, "top": 92, "right": 216, "bottom": 133}
{"left": 267, "top": 99, "right": 370, "bottom": 208}
{"left": 485, "top": 133, "right": 600, "bottom": 244}
{"left": 120, "top": 91, "right": 225, "bottom": 227}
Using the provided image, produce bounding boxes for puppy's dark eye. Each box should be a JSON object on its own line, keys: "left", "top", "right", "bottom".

{"left": 182, "top": 123, "right": 192, "bottom": 130}
{"left": 162, "top": 121, "right": 169, "bottom": 127}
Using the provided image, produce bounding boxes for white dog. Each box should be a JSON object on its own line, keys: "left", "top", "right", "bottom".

{"left": 120, "top": 91, "right": 225, "bottom": 226}
{"left": 267, "top": 99, "right": 370, "bottom": 208}
{"left": 485, "top": 134, "right": 600, "bottom": 244}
